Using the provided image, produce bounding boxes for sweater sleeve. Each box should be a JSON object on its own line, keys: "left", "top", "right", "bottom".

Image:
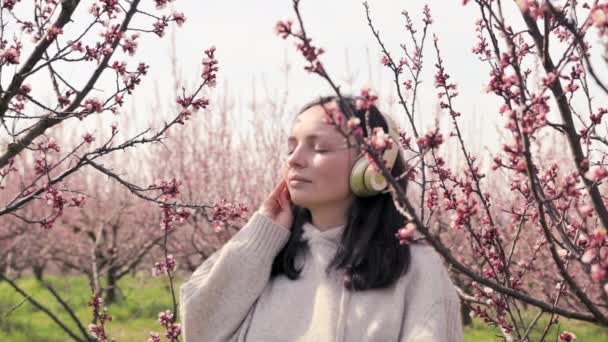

{"left": 399, "top": 245, "right": 464, "bottom": 342}
{"left": 400, "top": 298, "right": 463, "bottom": 341}
{"left": 179, "top": 211, "right": 291, "bottom": 342}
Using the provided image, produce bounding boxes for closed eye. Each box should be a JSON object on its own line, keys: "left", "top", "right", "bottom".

{"left": 287, "top": 149, "right": 328, "bottom": 155}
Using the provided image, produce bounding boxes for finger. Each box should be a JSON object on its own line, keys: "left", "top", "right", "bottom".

{"left": 283, "top": 188, "right": 294, "bottom": 209}
{"left": 279, "top": 187, "right": 289, "bottom": 206}
{"left": 269, "top": 178, "right": 287, "bottom": 199}
{"left": 282, "top": 187, "right": 295, "bottom": 210}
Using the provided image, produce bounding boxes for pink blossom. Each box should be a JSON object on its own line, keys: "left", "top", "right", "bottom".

{"left": 591, "top": 263, "right": 606, "bottom": 282}
{"left": 87, "top": 293, "right": 113, "bottom": 341}
{"left": 153, "top": 17, "right": 169, "bottom": 37}
{"left": 83, "top": 133, "right": 95, "bottom": 144}
{"left": 368, "top": 126, "right": 392, "bottom": 150}
{"left": 426, "top": 186, "right": 438, "bottom": 210}
{"left": 122, "top": 73, "right": 142, "bottom": 94}
{"left": 154, "top": 0, "right": 173, "bottom": 9}
{"left": 211, "top": 198, "right": 248, "bottom": 228}
{"left": 46, "top": 26, "right": 63, "bottom": 40}
{"left": 57, "top": 90, "right": 74, "bottom": 108}
{"left": 89, "top": 3, "right": 101, "bottom": 16}
{"left": 152, "top": 255, "right": 177, "bottom": 276}
{"left": 355, "top": 87, "right": 378, "bottom": 110}
{"left": 99, "top": 0, "right": 120, "bottom": 16}
{"left": 483, "top": 286, "right": 494, "bottom": 298}
{"left": 577, "top": 233, "right": 589, "bottom": 248}
{"left": 559, "top": 331, "right": 577, "bottom": 341}
{"left": 44, "top": 186, "right": 66, "bottom": 212}
{"left": 121, "top": 34, "right": 139, "bottom": 55}
{"left": 173, "top": 12, "right": 186, "bottom": 26}
{"left": 380, "top": 54, "right": 390, "bottom": 66}
{"left": 101, "top": 24, "right": 122, "bottom": 45}
{"left": 395, "top": 222, "right": 416, "bottom": 245}
{"left": 403, "top": 79, "right": 412, "bottom": 90}
{"left": 434, "top": 67, "right": 450, "bottom": 88}
{"left": 578, "top": 203, "right": 594, "bottom": 218}
{"left": 70, "top": 195, "right": 86, "bottom": 207}
{"left": 201, "top": 47, "right": 218, "bottom": 86}
{"left": 516, "top": 0, "right": 532, "bottom": 12}
{"left": 165, "top": 323, "right": 181, "bottom": 340}
{"left": 275, "top": 20, "right": 293, "bottom": 39}
{"left": 83, "top": 98, "right": 103, "bottom": 113}
{"left": 70, "top": 41, "right": 84, "bottom": 52}
{"left": 84, "top": 44, "right": 101, "bottom": 61}
{"left": 89, "top": 323, "right": 105, "bottom": 339}
{"left": 416, "top": 128, "right": 444, "bottom": 149}
{"left": 192, "top": 98, "right": 209, "bottom": 111}
{"left": 137, "top": 62, "right": 149, "bottom": 75}
{"left": 294, "top": 38, "right": 325, "bottom": 74}
{"left": 158, "top": 310, "right": 173, "bottom": 326}
{"left": 114, "top": 94, "right": 124, "bottom": 107}
{"left": 581, "top": 248, "right": 597, "bottom": 264}
{"left": 177, "top": 96, "right": 209, "bottom": 113}
{"left": 585, "top": 165, "right": 608, "bottom": 182}
{"left": 20, "top": 21, "right": 34, "bottom": 33}
{"left": 148, "top": 332, "right": 161, "bottom": 342}
{"left": 591, "top": 5, "right": 608, "bottom": 29}
{"left": 422, "top": 4, "right": 433, "bottom": 25}
{"left": 2, "top": 46, "right": 21, "bottom": 64}
{"left": 34, "top": 155, "right": 50, "bottom": 175}
{"left": 160, "top": 205, "right": 190, "bottom": 230}
{"left": 111, "top": 61, "right": 127, "bottom": 75}
{"left": 590, "top": 108, "right": 607, "bottom": 124}
{"left": 19, "top": 84, "right": 31, "bottom": 94}
{"left": 154, "top": 178, "right": 182, "bottom": 199}
{"left": 347, "top": 117, "right": 361, "bottom": 130}
{"left": 2, "top": 0, "right": 19, "bottom": 10}
{"left": 176, "top": 108, "right": 192, "bottom": 123}
{"left": 40, "top": 138, "right": 60, "bottom": 153}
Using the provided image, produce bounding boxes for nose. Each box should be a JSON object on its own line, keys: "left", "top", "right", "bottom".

{"left": 286, "top": 145, "right": 306, "bottom": 169}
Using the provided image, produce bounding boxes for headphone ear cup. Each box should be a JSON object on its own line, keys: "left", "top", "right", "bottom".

{"left": 349, "top": 111, "right": 400, "bottom": 197}
{"left": 350, "top": 156, "right": 369, "bottom": 197}
{"left": 350, "top": 156, "right": 385, "bottom": 197}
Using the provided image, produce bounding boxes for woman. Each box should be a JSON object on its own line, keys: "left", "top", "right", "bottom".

{"left": 180, "top": 95, "right": 463, "bottom": 341}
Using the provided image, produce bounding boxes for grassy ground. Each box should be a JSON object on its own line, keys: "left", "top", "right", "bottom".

{"left": 1, "top": 275, "right": 607, "bottom": 341}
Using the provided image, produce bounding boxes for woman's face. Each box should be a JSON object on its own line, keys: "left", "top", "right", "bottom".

{"left": 283, "top": 102, "right": 362, "bottom": 210}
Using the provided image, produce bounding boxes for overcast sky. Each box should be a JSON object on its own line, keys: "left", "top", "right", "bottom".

{"left": 5, "top": 0, "right": 606, "bottom": 158}
{"left": 125, "top": 0, "right": 507, "bottom": 146}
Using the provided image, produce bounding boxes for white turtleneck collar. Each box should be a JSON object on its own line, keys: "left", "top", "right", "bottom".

{"left": 301, "top": 221, "right": 346, "bottom": 245}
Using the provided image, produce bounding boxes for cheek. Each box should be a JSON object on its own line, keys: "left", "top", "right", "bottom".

{"left": 313, "top": 156, "right": 352, "bottom": 188}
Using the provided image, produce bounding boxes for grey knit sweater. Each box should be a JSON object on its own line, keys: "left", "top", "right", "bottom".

{"left": 180, "top": 211, "right": 463, "bottom": 341}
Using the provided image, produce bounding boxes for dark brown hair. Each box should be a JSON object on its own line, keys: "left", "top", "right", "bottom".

{"left": 270, "top": 95, "right": 411, "bottom": 291}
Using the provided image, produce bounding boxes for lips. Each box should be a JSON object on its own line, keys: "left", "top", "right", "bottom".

{"left": 288, "top": 175, "right": 311, "bottom": 182}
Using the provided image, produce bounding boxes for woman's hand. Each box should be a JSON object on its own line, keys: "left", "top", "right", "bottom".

{"left": 258, "top": 178, "right": 294, "bottom": 231}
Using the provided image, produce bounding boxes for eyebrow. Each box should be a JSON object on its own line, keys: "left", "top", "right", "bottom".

{"left": 287, "top": 134, "right": 329, "bottom": 142}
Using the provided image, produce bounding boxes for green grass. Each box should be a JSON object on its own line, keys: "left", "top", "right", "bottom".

{"left": 1, "top": 275, "right": 607, "bottom": 341}
{"left": 463, "top": 313, "right": 608, "bottom": 342}
{"left": 0, "top": 274, "right": 183, "bottom": 341}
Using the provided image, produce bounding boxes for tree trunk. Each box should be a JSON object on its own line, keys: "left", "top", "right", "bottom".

{"left": 461, "top": 301, "right": 472, "bottom": 326}
{"left": 104, "top": 266, "right": 118, "bottom": 304}
{"left": 32, "top": 263, "right": 45, "bottom": 281}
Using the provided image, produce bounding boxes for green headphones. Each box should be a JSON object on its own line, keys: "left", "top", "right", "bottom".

{"left": 349, "top": 112, "right": 401, "bottom": 197}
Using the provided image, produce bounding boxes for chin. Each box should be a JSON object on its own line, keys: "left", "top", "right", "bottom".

{"left": 290, "top": 195, "right": 313, "bottom": 208}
